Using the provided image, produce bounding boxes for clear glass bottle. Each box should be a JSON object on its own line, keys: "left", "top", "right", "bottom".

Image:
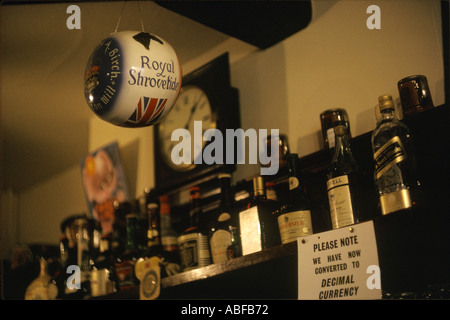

{"left": 178, "top": 186, "right": 211, "bottom": 271}
{"left": 277, "top": 153, "right": 313, "bottom": 244}
{"left": 209, "top": 173, "right": 237, "bottom": 264}
{"left": 326, "top": 121, "right": 363, "bottom": 229}
{"left": 239, "top": 176, "right": 281, "bottom": 255}
{"left": 371, "top": 94, "right": 421, "bottom": 215}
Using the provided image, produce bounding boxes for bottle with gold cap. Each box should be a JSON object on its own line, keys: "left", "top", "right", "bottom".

{"left": 239, "top": 176, "right": 281, "bottom": 255}
{"left": 371, "top": 94, "right": 421, "bottom": 216}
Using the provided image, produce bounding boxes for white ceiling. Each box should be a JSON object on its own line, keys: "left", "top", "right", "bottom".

{"left": 1, "top": 1, "right": 257, "bottom": 192}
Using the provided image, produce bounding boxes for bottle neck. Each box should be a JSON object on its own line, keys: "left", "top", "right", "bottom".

{"left": 333, "top": 126, "right": 352, "bottom": 161}
{"left": 189, "top": 193, "right": 202, "bottom": 227}
{"left": 253, "top": 177, "right": 266, "bottom": 198}
{"left": 287, "top": 157, "right": 306, "bottom": 198}
{"left": 219, "top": 176, "right": 233, "bottom": 211}
{"left": 380, "top": 107, "right": 396, "bottom": 122}
{"left": 125, "top": 214, "right": 137, "bottom": 251}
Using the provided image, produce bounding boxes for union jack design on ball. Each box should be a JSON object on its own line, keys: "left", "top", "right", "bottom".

{"left": 125, "top": 97, "right": 167, "bottom": 127}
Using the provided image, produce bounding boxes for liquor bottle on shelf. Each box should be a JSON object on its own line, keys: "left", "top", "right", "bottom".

{"left": 159, "top": 195, "right": 180, "bottom": 260}
{"left": 397, "top": 75, "right": 434, "bottom": 117}
{"left": 145, "top": 201, "right": 163, "bottom": 257}
{"left": 226, "top": 226, "right": 241, "bottom": 260}
{"left": 93, "top": 233, "right": 113, "bottom": 270}
{"left": 178, "top": 186, "right": 211, "bottom": 271}
{"left": 371, "top": 94, "right": 421, "bottom": 216}
{"left": 326, "top": 120, "right": 364, "bottom": 229}
{"left": 209, "top": 173, "right": 239, "bottom": 264}
{"left": 277, "top": 153, "right": 314, "bottom": 244}
{"left": 90, "top": 234, "right": 115, "bottom": 297}
{"left": 265, "top": 181, "right": 278, "bottom": 202}
{"left": 239, "top": 176, "right": 281, "bottom": 255}
{"left": 24, "top": 257, "right": 59, "bottom": 300}
{"left": 113, "top": 209, "right": 140, "bottom": 290}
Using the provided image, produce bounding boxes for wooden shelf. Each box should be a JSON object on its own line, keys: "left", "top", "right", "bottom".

{"left": 162, "top": 241, "right": 296, "bottom": 289}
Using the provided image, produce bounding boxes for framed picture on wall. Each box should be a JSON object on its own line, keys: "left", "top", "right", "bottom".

{"left": 80, "top": 141, "right": 130, "bottom": 234}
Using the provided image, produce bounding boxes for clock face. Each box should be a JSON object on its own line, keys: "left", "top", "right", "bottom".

{"left": 157, "top": 85, "right": 216, "bottom": 171}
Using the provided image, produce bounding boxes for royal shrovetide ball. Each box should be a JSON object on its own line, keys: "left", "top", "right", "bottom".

{"left": 84, "top": 31, "right": 182, "bottom": 127}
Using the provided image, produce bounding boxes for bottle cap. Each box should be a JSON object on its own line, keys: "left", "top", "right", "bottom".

{"left": 397, "top": 75, "right": 434, "bottom": 116}
{"left": 218, "top": 173, "right": 231, "bottom": 179}
{"left": 378, "top": 94, "right": 395, "bottom": 111}
{"left": 253, "top": 176, "right": 265, "bottom": 196}
{"left": 189, "top": 186, "right": 201, "bottom": 199}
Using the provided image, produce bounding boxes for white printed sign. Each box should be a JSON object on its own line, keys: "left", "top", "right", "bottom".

{"left": 298, "top": 221, "right": 382, "bottom": 300}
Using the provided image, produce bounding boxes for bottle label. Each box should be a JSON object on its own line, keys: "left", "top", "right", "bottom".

{"left": 178, "top": 233, "right": 211, "bottom": 271}
{"left": 278, "top": 210, "right": 313, "bottom": 244}
{"left": 374, "top": 136, "right": 407, "bottom": 180}
{"left": 114, "top": 260, "right": 136, "bottom": 290}
{"left": 327, "top": 127, "right": 335, "bottom": 148}
{"left": 239, "top": 206, "right": 262, "bottom": 255}
{"left": 210, "top": 229, "right": 232, "bottom": 264}
{"left": 161, "top": 235, "right": 179, "bottom": 252}
{"left": 380, "top": 189, "right": 412, "bottom": 215}
{"left": 327, "top": 175, "right": 355, "bottom": 229}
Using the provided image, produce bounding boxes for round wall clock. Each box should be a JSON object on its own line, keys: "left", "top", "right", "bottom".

{"left": 157, "top": 85, "right": 217, "bottom": 172}
{"left": 154, "top": 53, "right": 240, "bottom": 193}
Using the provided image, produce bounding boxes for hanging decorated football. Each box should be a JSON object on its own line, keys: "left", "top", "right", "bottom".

{"left": 84, "top": 31, "right": 182, "bottom": 127}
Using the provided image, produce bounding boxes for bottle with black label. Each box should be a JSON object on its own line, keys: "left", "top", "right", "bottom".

{"left": 239, "top": 176, "right": 281, "bottom": 255}
{"left": 277, "top": 153, "right": 313, "bottom": 243}
{"left": 178, "top": 186, "right": 211, "bottom": 271}
{"left": 326, "top": 121, "right": 363, "bottom": 229}
{"left": 371, "top": 94, "right": 421, "bottom": 215}
{"left": 209, "top": 173, "right": 238, "bottom": 264}
{"left": 113, "top": 211, "right": 140, "bottom": 290}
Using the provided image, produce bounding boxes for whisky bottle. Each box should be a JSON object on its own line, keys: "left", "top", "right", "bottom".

{"left": 277, "top": 153, "right": 313, "bottom": 243}
{"left": 209, "top": 173, "right": 238, "bottom": 264}
{"left": 90, "top": 234, "right": 115, "bottom": 297}
{"left": 178, "top": 186, "right": 211, "bottom": 271}
{"left": 159, "top": 195, "right": 180, "bottom": 256}
{"left": 326, "top": 121, "right": 363, "bottom": 229}
{"left": 239, "top": 176, "right": 281, "bottom": 255}
{"left": 113, "top": 211, "right": 140, "bottom": 290}
{"left": 371, "top": 94, "right": 420, "bottom": 215}
{"left": 226, "top": 226, "right": 242, "bottom": 260}
{"left": 142, "top": 201, "right": 164, "bottom": 258}
{"left": 24, "top": 257, "right": 58, "bottom": 300}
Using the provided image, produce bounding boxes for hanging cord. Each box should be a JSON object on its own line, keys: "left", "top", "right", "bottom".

{"left": 138, "top": 0, "right": 145, "bottom": 32}
{"left": 114, "top": 1, "right": 127, "bottom": 33}
{"left": 114, "top": 0, "right": 146, "bottom": 33}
